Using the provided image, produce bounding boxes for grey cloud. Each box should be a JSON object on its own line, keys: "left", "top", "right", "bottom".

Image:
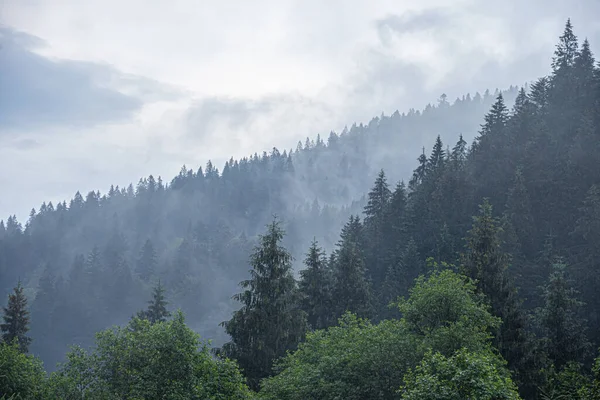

{"left": 0, "top": 27, "right": 184, "bottom": 132}
{"left": 376, "top": 8, "right": 452, "bottom": 44}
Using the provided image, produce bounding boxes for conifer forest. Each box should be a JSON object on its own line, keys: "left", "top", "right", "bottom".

{"left": 3, "top": 17, "right": 600, "bottom": 400}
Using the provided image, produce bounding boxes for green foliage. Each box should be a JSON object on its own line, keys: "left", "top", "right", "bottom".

{"left": 400, "top": 349, "right": 521, "bottom": 400}
{"left": 46, "top": 310, "right": 252, "bottom": 399}
{"left": 259, "top": 269, "right": 502, "bottom": 399}
{"left": 0, "top": 342, "right": 46, "bottom": 400}
{"left": 398, "top": 269, "right": 500, "bottom": 356}
{"left": 259, "top": 313, "right": 416, "bottom": 400}
{"left": 538, "top": 362, "right": 590, "bottom": 400}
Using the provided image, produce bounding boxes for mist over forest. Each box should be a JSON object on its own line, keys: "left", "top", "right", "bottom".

{"left": 2, "top": 4, "right": 600, "bottom": 400}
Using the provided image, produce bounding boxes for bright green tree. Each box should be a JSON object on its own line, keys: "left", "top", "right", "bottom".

{"left": 0, "top": 342, "right": 46, "bottom": 400}
{"left": 259, "top": 269, "right": 503, "bottom": 400}
{"left": 400, "top": 349, "right": 521, "bottom": 400}
{"left": 47, "top": 311, "right": 252, "bottom": 399}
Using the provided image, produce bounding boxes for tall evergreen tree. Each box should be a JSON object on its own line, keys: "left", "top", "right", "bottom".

{"left": 536, "top": 260, "right": 590, "bottom": 369}
{"left": 462, "top": 200, "right": 536, "bottom": 396}
{"left": 363, "top": 170, "right": 392, "bottom": 287}
{"left": 220, "top": 219, "right": 307, "bottom": 390}
{"left": 331, "top": 216, "right": 374, "bottom": 320}
{"left": 1, "top": 281, "right": 31, "bottom": 353}
{"left": 137, "top": 280, "right": 171, "bottom": 324}
{"left": 298, "top": 239, "right": 332, "bottom": 330}
{"left": 552, "top": 18, "right": 579, "bottom": 75}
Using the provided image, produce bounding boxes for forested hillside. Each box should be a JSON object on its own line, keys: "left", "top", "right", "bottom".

{"left": 0, "top": 59, "right": 516, "bottom": 368}
{"left": 2, "top": 19, "right": 600, "bottom": 400}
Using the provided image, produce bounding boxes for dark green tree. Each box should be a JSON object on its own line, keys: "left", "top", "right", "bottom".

{"left": 1, "top": 281, "right": 31, "bottom": 353}
{"left": 298, "top": 239, "right": 333, "bottom": 331}
{"left": 536, "top": 260, "right": 590, "bottom": 369}
{"left": 331, "top": 216, "right": 374, "bottom": 320}
{"left": 462, "top": 199, "right": 536, "bottom": 396}
{"left": 137, "top": 280, "right": 171, "bottom": 324}
{"left": 363, "top": 170, "right": 392, "bottom": 287}
{"left": 220, "top": 219, "right": 307, "bottom": 390}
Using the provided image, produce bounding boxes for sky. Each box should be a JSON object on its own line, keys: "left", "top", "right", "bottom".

{"left": 1, "top": 0, "right": 600, "bottom": 221}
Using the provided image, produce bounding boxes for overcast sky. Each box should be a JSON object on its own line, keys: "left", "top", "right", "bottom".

{"left": 1, "top": 0, "right": 599, "bottom": 220}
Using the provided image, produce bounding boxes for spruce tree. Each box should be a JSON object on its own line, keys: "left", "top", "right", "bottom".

{"left": 363, "top": 170, "right": 392, "bottom": 287}
{"left": 479, "top": 94, "right": 509, "bottom": 137}
{"left": 298, "top": 239, "right": 332, "bottom": 330}
{"left": 1, "top": 281, "right": 31, "bottom": 353}
{"left": 331, "top": 216, "right": 374, "bottom": 320}
{"left": 462, "top": 199, "right": 536, "bottom": 395}
{"left": 220, "top": 219, "right": 307, "bottom": 390}
{"left": 552, "top": 18, "right": 578, "bottom": 75}
{"left": 536, "top": 260, "right": 590, "bottom": 369}
{"left": 137, "top": 280, "right": 171, "bottom": 324}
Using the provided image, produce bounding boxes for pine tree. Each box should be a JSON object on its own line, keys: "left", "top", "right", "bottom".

{"left": 331, "top": 216, "right": 374, "bottom": 320}
{"left": 536, "top": 260, "right": 590, "bottom": 369}
{"left": 220, "top": 219, "right": 307, "bottom": 390}
{"left": 552, "top": 19, "right": 578, "bottom": 75}
{"left": 1, "top": 281, "right": 31, "bottom": 353}
{"left": 479, "top": 94, "right": 509, "bottom": 137}
{"left": 137, "top": 280, "right": 171, "bottom": 324}
{"left": 363, "top": 170, "right": 392, "bottom": 287}
{"left": 462, "top": 200, "right": 536, "bottom": 395}
{"left": 136, "top": 239, "right": 157, "bottom": 282}
{"left": 298, "top": 239, "right": 332, "bottom": 330}
{"left": 428, "top": 135, "right": 446, "bottom": 172}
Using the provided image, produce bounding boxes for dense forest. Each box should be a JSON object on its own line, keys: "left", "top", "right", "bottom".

{"left": 2, "top": 19, "right": 600, "bottom": 399}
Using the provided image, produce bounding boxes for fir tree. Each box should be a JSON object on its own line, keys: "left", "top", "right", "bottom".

{"left": 298, "top": 239, "right": 332, "bottom": 330}
{"left": 331, "top": 216, "right": 374, "bottom": 320}
{"left": 1, "top": 281, "right": 31, "bottom": 353}
{"left": 428, "top": 135, "right": 446, "bottom": 172}
{"left": 363, "top": 170, "right": 392, "bottom": 287}
{"left": 536, "top": 260, "right": 590, "bottom": 369}
{"left": 552, "top": 18, "right": 578, "bottom": 74}
{"left": 479, "top": 94, "right": 509, "bottom": 137}
{"left": 462, "top": 200, "right": 536, "bottom": 396}
{"left": 220, "top": 219, "right": 307, "bottom": 390}
{"left": 137, "top": 280, "right": 171, "bottom": 324}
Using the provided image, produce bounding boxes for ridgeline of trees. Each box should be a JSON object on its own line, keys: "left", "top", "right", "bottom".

{"left": 2, "top": 19, "right": 600, "bottom": 399}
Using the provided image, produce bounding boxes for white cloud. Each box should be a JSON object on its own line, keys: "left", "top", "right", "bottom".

{"left": 1, "top": 0, "right": 600, "bottom": 219}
